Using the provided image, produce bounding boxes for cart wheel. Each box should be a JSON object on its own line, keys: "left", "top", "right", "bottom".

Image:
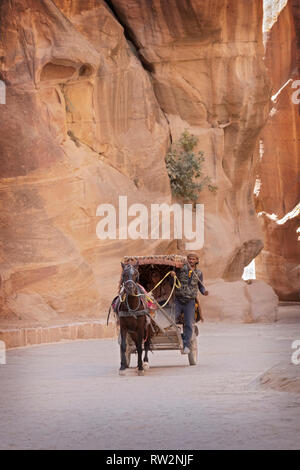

{"left": 188, "top": 337, "right": 198, "bottom": 366}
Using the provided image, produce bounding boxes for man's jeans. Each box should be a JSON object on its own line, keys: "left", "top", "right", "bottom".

{"left": 175, "top": 298, "right": 195, "bottom": 348}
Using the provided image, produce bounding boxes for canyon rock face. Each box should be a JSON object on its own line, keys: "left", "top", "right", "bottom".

{"left": 202, "top": 279, "right": 278, "bottom": 322}
{"left": 255, "top": 0, "right": 300, "bottom": 300}
{"left": 0, "top": 0, "right": 276, "bottom": 325}
{"left": 0, "top": 0, "right": 170, "bottom": 324}
{"left": 109, "top": 0, "right": 271, "bottom": 281}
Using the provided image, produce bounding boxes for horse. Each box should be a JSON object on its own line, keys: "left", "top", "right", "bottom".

{"left": 116, "top": 262, "right": 153, "bottom": 376}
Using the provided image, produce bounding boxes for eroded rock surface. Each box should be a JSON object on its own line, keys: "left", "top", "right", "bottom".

{"left": 0, "top": 0, "right": 275, "bottom": 323}
{"left": 110, "top": 0, "right": 270, "bottom": 281}
{"left": 202, "top": 279, "right": 278, "bottom": 322}
{"left": 260, "top": 362, "right": 300, "bottom": 394}
{"left": 0, "top": 0, "right": 170, "bottom": 323}
{"left": 255, "top": 0, "right": 300, "bottom": 300}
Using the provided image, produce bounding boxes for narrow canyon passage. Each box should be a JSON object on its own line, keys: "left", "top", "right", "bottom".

{"left": 0, "top": 0, "right": 299, "bottom": 452}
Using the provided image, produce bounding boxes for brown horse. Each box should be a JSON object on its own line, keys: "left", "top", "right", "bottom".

{"left": 117, "top": 262, "right": 153, "bottom": 376}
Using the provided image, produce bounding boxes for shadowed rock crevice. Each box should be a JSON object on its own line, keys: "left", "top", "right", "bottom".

{"left": 223, "top": 239, "right": 264, "bottom": 282}
{"left": 104, "top": 0, "right": 149, "bottom": 67}
{"left": 40, "top": 62, "right": 76, "bottom": 81}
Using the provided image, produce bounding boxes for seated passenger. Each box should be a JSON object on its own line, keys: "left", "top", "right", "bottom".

{"left": 147, "top": 270, "right": 172, "bottom": 306}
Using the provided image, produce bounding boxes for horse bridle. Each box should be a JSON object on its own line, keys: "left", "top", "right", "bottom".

{"left": 120, "top": 264, "right": 145, "bottom": 312}
{"left": 121, "top": 264, "right": 139, "bottom": 288}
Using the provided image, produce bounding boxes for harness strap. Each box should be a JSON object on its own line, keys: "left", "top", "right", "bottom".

{"left": 108, "top": 271, "right": 182, "bottom": 324}
{"left": 159, "top": 274, "right": 181, "bottom": 308}
{"left": 118, "top": 309, "right": 148, "bottom": 318}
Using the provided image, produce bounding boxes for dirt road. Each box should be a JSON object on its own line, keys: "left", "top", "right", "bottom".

{"left": 1, "top": 308, "right": 300, "bottom": 450}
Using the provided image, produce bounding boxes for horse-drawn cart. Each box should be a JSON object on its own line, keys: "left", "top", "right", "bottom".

{"left": 112, "top": 255, "right": 199, "bottom": 374}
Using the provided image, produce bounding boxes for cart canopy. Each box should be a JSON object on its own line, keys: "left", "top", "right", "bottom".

{"left": 122, "top": 254, "right": 187, "bottom": 268}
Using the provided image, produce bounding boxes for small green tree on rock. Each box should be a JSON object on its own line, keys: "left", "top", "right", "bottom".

{"left": 165, "top": 130, "right": 217, "bottom": 203}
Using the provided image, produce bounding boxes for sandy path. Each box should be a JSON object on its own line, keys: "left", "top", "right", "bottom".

{"left": 0, "top": 311, "right": 300, "bottom": 450}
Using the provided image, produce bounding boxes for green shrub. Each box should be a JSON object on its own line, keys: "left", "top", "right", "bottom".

{"left": 165, "top": 130, "right": 217, "bottom": 202}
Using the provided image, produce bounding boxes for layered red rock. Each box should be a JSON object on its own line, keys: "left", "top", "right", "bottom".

{"left": 255, "top": 0, "right": 300, "bottom": 300}
{"left": 110, "top": 0, "right": 271, "bottom": 280}
{"left": 0, "top": 0, "right": 275, "bottom": 324}
{"left": 0, "top": 0, "right": 170, "bottom": 323}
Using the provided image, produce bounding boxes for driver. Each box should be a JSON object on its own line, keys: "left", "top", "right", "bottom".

{"left": 171, "top": 253, "right": 208, "bottom": 354}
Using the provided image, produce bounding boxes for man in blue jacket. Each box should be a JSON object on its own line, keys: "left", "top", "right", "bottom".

{"left": 172, "top": 253, "right": 208, "bottom": 354}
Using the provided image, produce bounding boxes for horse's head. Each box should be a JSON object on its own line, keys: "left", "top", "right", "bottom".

{"left": 121, "top": 262, "right": 140, "bottom": 296}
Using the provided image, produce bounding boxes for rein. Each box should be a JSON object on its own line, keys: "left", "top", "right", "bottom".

{"left": 148, "top": 270, "right": 181, "bottom": 308}
{"left": 119, "top": 265, "right": 146, "bottom": 317}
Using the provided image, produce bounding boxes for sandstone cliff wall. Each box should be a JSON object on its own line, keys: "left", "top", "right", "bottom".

{"left": 255, "top": 0, "right": 300, "bottom": 300}
{"left": 0, "top": 0, "right": 274, "bottom": 324}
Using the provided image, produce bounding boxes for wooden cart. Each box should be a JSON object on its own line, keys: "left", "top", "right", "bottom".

{"left": 122, "top": 255, "right": 199, "bottom": 366}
